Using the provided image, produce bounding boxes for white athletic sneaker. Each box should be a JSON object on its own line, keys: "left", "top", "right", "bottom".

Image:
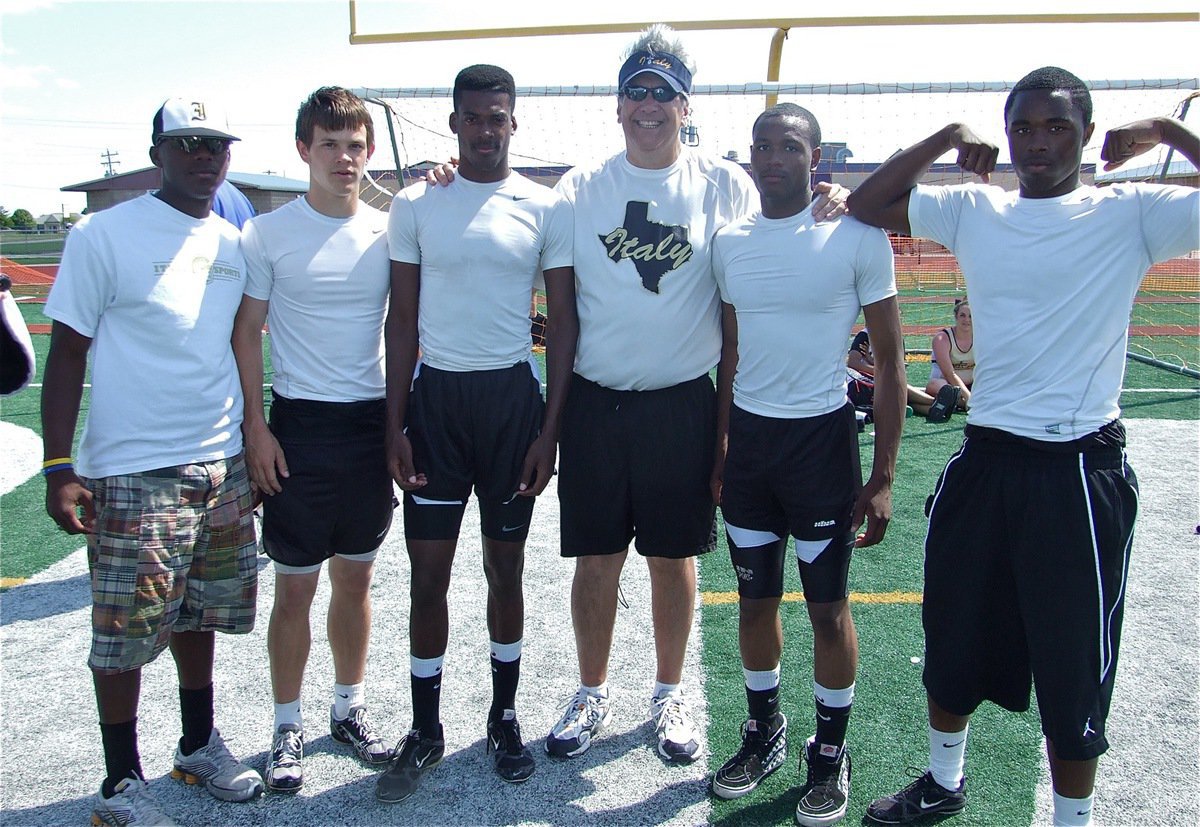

{"left": 265, "top": 724, "right": 304, "bottom": 793}
{"left": 171, "top": 727, "right": 264, "bottom": 801}
{"left": 545, "top": 687, "right": 612, "bottom": 758}
{"left": 91, "top": 775, "right": 178, "bottom": 826}
{"left": 651, "top": 691, "right": 701, "bottom": 763}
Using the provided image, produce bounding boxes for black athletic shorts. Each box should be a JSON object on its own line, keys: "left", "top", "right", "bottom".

{"left": 922, "top": 421, "right": 1138, "bottom": 761}
{"left": 846, "top": 376, "right": 874, "bottom": 409}
{"left": 721, "top": 403, "right": 861, "bottom": 602}
{"left": 262, "top": 394, "right": 394, "bottom": 570}
{"left": 559, "top": 372, "right": 717, "bottom": 559}
{"left": 403, "top": 361, "right": 544, "bottom": 542}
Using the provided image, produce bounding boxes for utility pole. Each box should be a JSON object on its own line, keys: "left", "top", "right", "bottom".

{"left": 101, "top": 149, "right": 120, "bottom": 177}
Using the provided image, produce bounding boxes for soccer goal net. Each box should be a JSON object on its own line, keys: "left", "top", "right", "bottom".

{"left": 355, "top": 79, "right": 1199, "bottom": 374}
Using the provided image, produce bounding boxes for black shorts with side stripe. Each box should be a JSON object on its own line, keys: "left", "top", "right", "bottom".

{"left": 922, "top": 421, "right": 1138, "bottom": 761}
{"left": 558, "top": 372, "right": 717, "bottom": 559}
{"left": 262, "top": 394, "right": 395, "bottom": 569}
{"left": 403, "top": 361, "right": 544, "bottom": 542}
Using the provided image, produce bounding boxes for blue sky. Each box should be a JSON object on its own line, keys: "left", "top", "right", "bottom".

{"left": 1, "top": 0, "right": 1196, "bottom": 216}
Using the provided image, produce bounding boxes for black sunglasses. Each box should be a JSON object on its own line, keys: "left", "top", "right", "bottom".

{"left": 621, "top": 85, "right": 682, "bottom": 103}
{"left": 156, "top": 136, "right": 232, "bottom": 154}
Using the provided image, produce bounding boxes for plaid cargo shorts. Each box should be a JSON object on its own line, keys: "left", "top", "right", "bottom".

{"left": 84, "top": 454, "right": 258, "bottom": 673}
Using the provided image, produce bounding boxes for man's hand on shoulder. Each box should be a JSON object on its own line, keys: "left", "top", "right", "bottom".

{"left": 812, "top": 182, "right": 850, "bottom": 222}
{"left": 424, "top": 158, "right": 459, "bottom": 188}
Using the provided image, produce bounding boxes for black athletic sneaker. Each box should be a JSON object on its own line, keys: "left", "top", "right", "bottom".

{"left": 926, "top": 386, "right": 961, "bottom": 424}
{"left": 711, "top": 714, "right": 788, "bottom": 800}
{"left": 794, "top": 738, "right": 851, "bottom": 826}
{"left": 487, "top": 709, "right": 536, "bottom": 783}
{"left": 331, "top": 705, "right": 393, "bottom": 765}
{"left": 866, "top": 770, "right": 966, "bottom": 824}
{"left": 375, "top": 727, "right": 445, "bottom": 804}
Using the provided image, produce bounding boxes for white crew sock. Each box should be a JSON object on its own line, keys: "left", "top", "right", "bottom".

{"left": 928, "top": 723, "right": 968, "bottom": 790}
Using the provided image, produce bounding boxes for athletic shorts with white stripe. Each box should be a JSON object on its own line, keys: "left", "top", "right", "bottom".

{"left": 922, "top": 420, "right": 1138, "bottom": 761}
{"left": 721, "top": 403, "right": 860, "bottom": 602}
{"left": 402, "top": 360, "right": 544, "bottom": 542}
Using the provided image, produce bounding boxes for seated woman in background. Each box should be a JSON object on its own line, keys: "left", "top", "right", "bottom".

{"left": 924, "top": 297, "right": 974, "bottom": 422}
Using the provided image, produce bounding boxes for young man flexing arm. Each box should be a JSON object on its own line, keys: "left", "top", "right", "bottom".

{"left": 849, "top": 67, "right": 1198, "bottom": 827}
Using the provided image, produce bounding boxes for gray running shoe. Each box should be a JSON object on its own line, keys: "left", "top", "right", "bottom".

{"left": 331, "top": 705, "right": 393, "bottom": 765}
{"left": 91, "top": 775, "right": 178, "bottom": 826}
{"left": 171, "top": 727, "right": 263, "bottom": 801}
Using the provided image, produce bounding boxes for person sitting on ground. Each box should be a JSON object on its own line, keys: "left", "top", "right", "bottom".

{"left": 924, "top": 297, "right": 974, "bottom": 422}
{"left": 846, "top": 328, "right": 942, "bottom": 419}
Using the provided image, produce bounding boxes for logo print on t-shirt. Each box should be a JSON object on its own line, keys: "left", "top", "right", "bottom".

{"left": 598, "top": 201, "right": 693, "bottom": 294}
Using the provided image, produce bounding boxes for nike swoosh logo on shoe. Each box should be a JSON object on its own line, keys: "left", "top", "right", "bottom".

{"left": 920, "top": 797, "right": 948, "bottom": 809}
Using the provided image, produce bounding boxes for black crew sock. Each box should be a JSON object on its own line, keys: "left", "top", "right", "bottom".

{"left": 100, "top": 719, "right": 141, "bottom": 798}
{"left": 489, "top": 655, "right": 521, "bottom": 724}
{"left": 813, "top": 696, "right": 852, "bottom": 761}
{"left": 179, "top": 684, "right": 214, "bottom": 755}
{"left": 411, "top": 672, "right": 443, "bottom": 736}
{"left": 746, "top": 685, "right": 781, "bottom": 726}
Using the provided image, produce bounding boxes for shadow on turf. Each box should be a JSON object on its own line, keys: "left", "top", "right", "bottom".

{"left": 1, "top": 796, "right": 99, "bottom": 826}
{"left": 0, "top": 571, "right": 89, "bottom": 625}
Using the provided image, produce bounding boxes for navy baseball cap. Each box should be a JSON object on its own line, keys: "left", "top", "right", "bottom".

{"left": 618, "top": 49, "right": 693, "bottom": 95}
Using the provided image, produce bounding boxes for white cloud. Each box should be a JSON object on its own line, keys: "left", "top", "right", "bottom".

{"left": 55, "top": 77, "right": 80, "bottom": 89}
{"left": 0, "top": 0, "right": 59, "bottom": 15}
{"left": 1, "top": 64, "right": 49, "bottom": 89}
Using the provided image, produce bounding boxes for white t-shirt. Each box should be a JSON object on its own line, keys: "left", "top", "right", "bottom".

{"left": 910, "top": 182, "right": 1200, "bottom": 440}
{"left": 388, "top": 171, "right": 572, "bottom": 372}
{"left": 242, "top": 197, "right": 389, "bottom": 401}
{"left": 45, "top": 193, "right": 246, "bottom": 477}
{"left": 713, "top": 208, "right": 896, "bottom": 418}
{"left": 557, "top": 149, "right": 759, "bottom": 391}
